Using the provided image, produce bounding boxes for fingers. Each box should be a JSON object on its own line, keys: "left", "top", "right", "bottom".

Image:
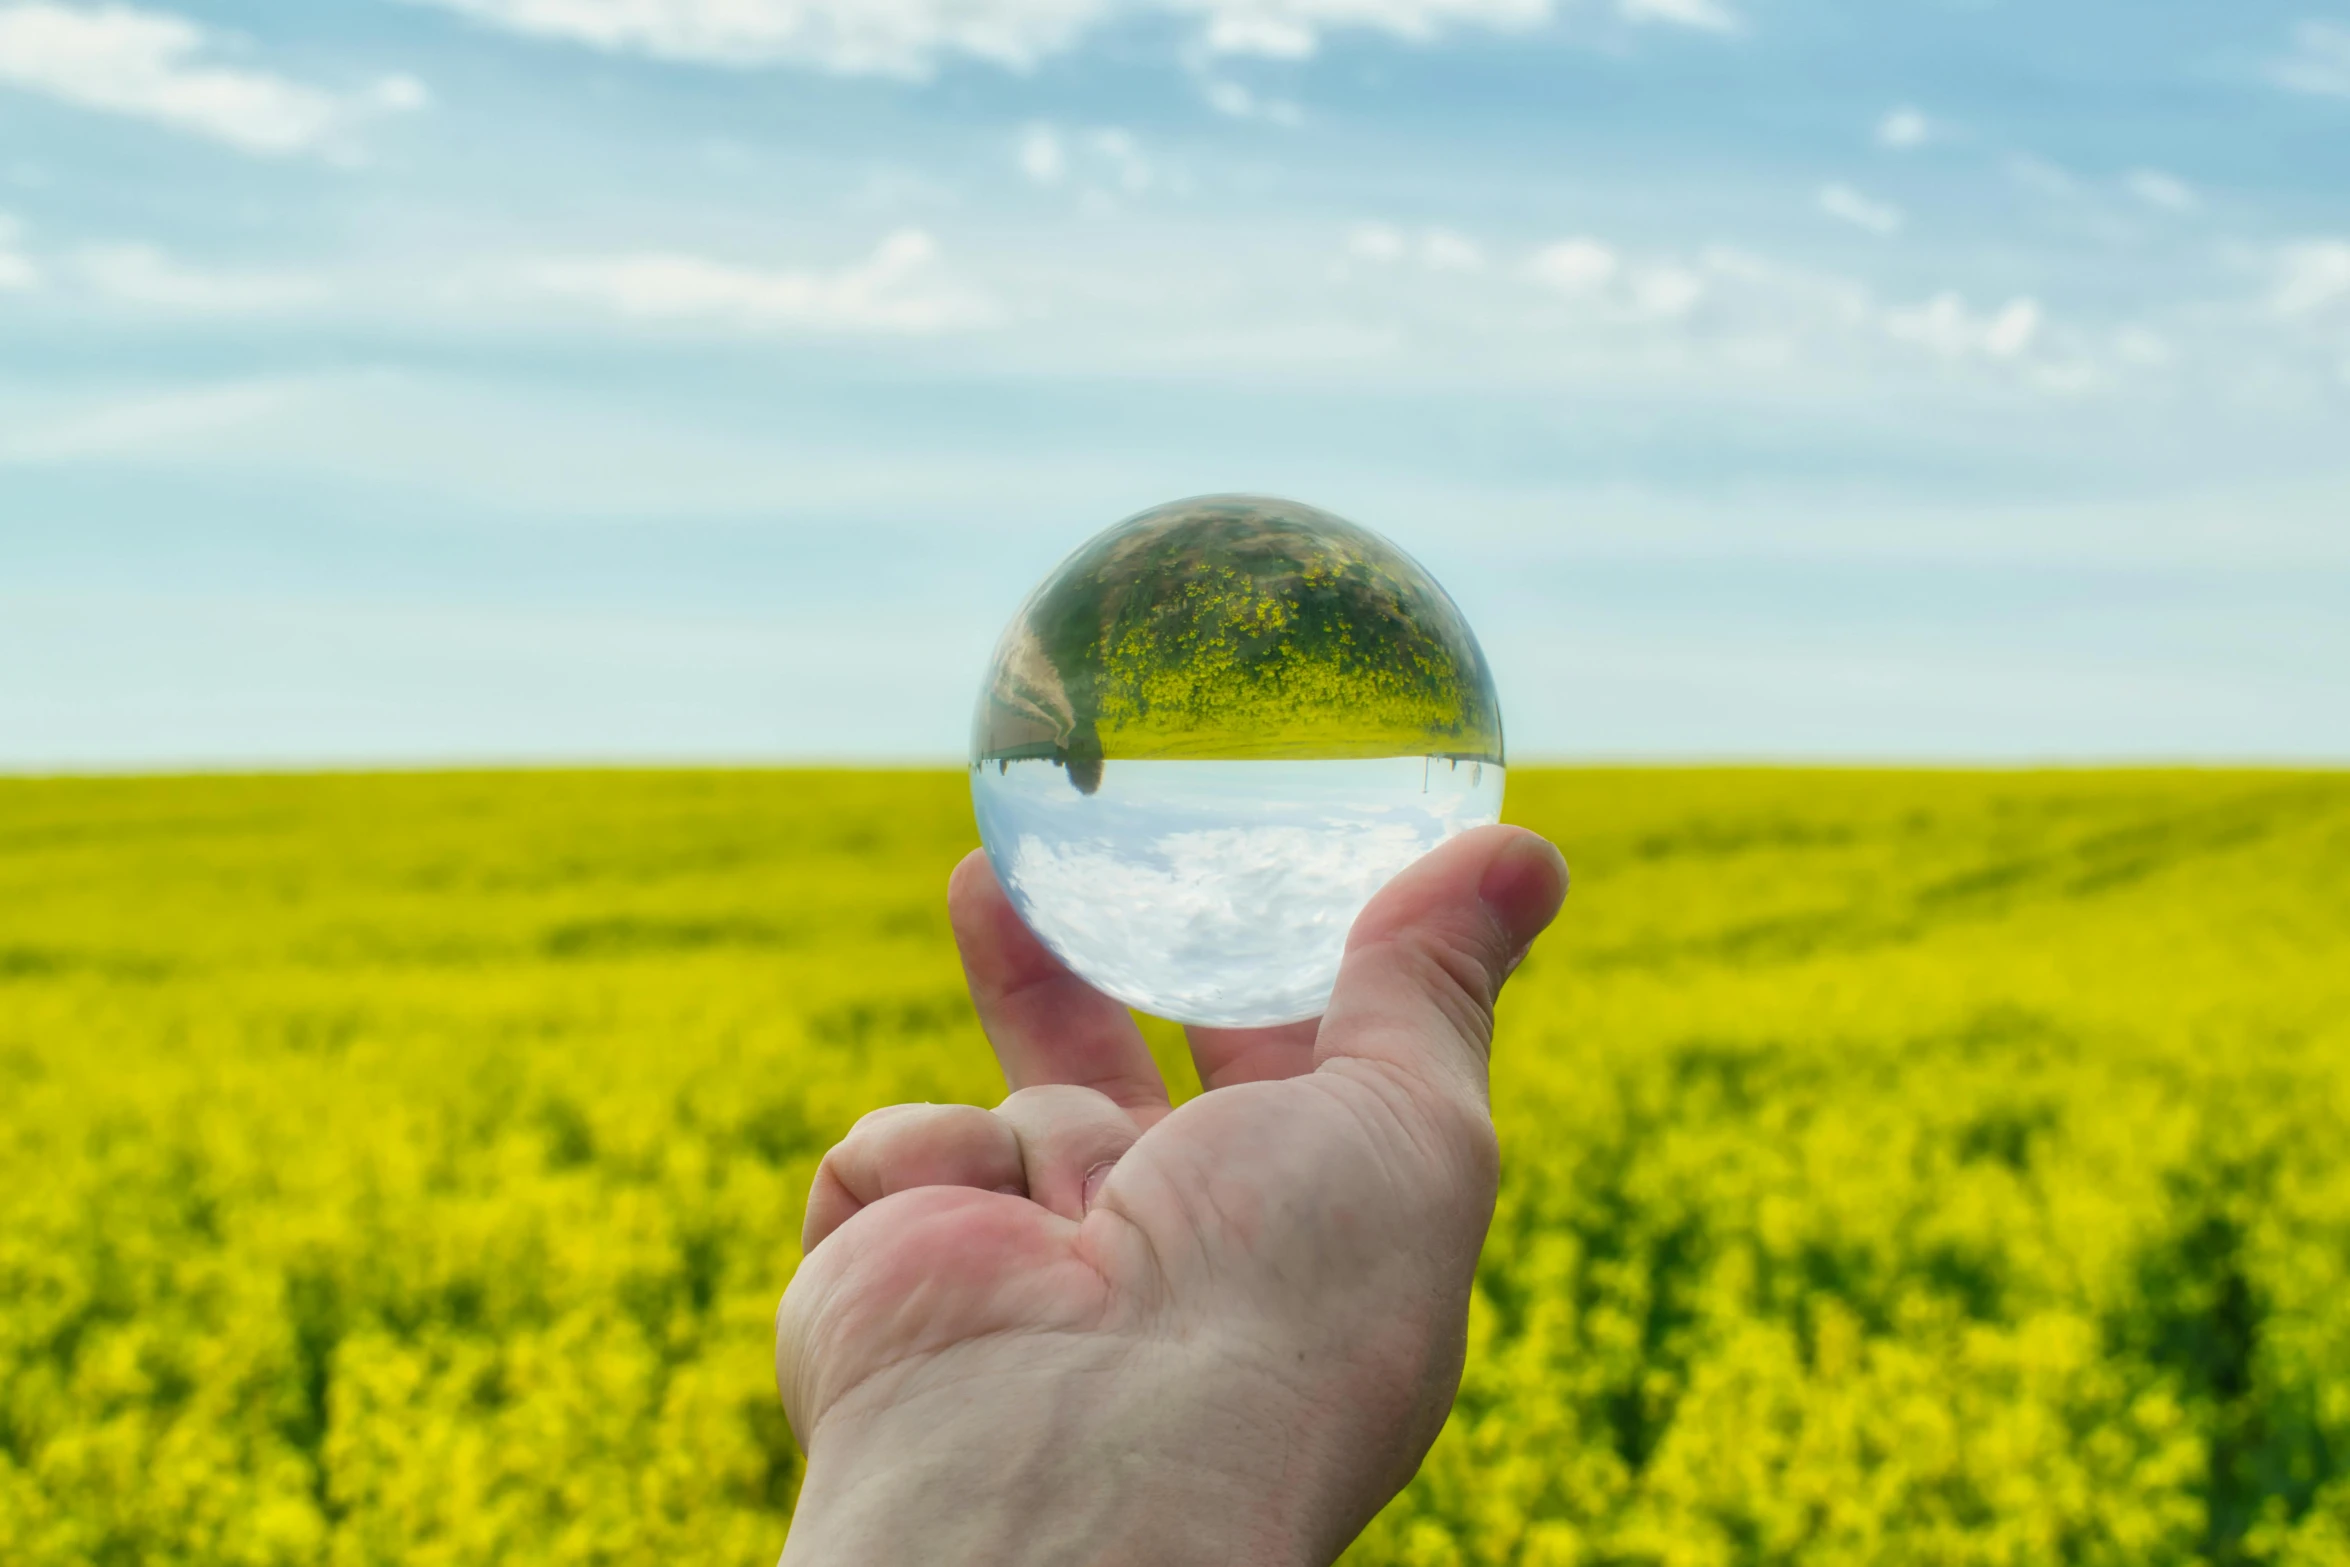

{"left": 993, "top": 1085, "right": 1143, "bottom": 1221}
{"left": 800, "top": 1087, "right": 1148, "bottom": 1253}
{"left": 1184, "top": 1020, "right": 1321, "bottom": 1090}
{"left": 802, "top": 1103, "right": 1021, "bottom": 1254}
{"left": 950, "top": 850, "right": 1170, "bottom": 1118}
{"left": 1315, "top": 826, "right": 1568, "bottom": 1114}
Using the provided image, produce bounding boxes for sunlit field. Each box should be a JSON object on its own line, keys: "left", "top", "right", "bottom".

{"left": 3, "top": 768, "right": 2346, "bottom": 1566}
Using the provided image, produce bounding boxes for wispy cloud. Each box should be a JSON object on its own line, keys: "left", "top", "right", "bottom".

{"left": 2125, "top": 168, "right": 2197, "bottom": 213}
{"left": 400, "top": 0, "right": 1104, "bottom": 76}
{"left": 1180, "top": 0, "right": 1551, "bottom": 57}
{"left": 1348, "top": 223, "right": 1484, "bottom": 273}
{"left": 1525, "top": 236, "right": 1706, "bottom": 319}
{"left": 1818, "top": 182, "right": 1903, "bottom": 235}
{"left": 1619, "top": 0, "right": 1740, "bottom": 34}
{"left": 2008, "top": 155, "right": 2075, "bottom": 198}
{"left": 2274, "top": 19, "right": 2350, "bottom": 98}
{"left": 0, "top": 3, "right": 425, "bottom": 156}
{"left": 75, "top": 244, "right": 328, "bottom": 312}
{"left": 1876, "top": 106, "right": 1931, "bottom": 149}
{"left": 1016, "top": 124, "right": 1160, "bottom": 203}
{"left": 524, "top": 229, "right": 994, "bottom": 334}
{"left": 2273, "top": 241, "right": 2350, "bottom": 317}
{"left": 398, "top": 0, "right": 1564, "bottom": 74}
{"left": 1884, "top": 292, "right": 2041, "bottom": 361}
{"left": 0, "top": 211, "right": 37, "bottom": 290}
{"left": 0, "top": 378, "right": 303, "bottom": 464}
{"left": 1201, "top": 77, "right": 1302, "bottom": 124}
{"left": 1018, "top": 124, "right": 1067, "bottom": 185}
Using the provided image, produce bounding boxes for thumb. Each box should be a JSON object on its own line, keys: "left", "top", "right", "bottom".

{"left": 1315, "top": 825, "right": 1568, "bottom": 1114}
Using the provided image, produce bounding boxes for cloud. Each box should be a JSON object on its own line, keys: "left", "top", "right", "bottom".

{"left": 1817, "top": 182, "right": 1903, "bottom": 236}
{"left": 2008, "top": 155, "right": 2075, "bottom": 198}
{"left": 1348, "top": 223, "right": 1483, "bottom": 273}
{"left": 0, "top": 211, "right": 37, "bottom": 290}
{"left": 1089, "top": 128, "right": 1151, "bottom": 193}
{"left": 74, "top": 244, "right": 328, "bottom": 312}
{"left": 1876, "top": 106, "right": 1930, "bottom": 149}
{"left": 400, "top": 0, "right": 1106, "bottom": 75}
{"left": 2274, "top": 19, "right": 2350, "bottom": 98}
{"left": 1201, "top": 77, "right": 1302, "bottom": 124}
{"left": 1524, "top": 237, "right": 1617, "bottom": 293}
{"left": 1018, "top": 124, "right": 1065, "bottom": 184}
{"left": 524, "top": 229, "right": 994, "bottom": 333}
{"left": 1420, "top": 228, "right": 1483, "bottom": 271}
{"left": 1525, "top": 237, "right": 1705, "bottom": 320}
{"left": 1884, "top": 292, "right": 2041, "bottom": 361}
{"left": 0, "top": 3, "right": 424, "bottom": 156}
{"left": 0, "top": 378, "right": 301, "bottom": 465}
{"left": 2274, "top": 241, "right": 2350, "bottom": 317}
{"left": 1619, "top": 0, "right": 1739, "bottom": 34}
{"left": 1171, "top": 0, "right": 1554, "bottom": 58}
{"left": 400, "top": 0, "right": 1563, "bottom": 73}
{"left": 2125, "top": 169, "right": 2197, "bottom": 213}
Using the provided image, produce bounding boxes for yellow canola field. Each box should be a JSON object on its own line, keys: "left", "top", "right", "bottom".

{"left": 2, "top": 768, "right": 2347, "bottom": 1566}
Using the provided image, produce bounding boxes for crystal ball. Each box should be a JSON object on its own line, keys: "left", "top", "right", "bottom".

{"left": 969, "top": 494, "right": 1505, "bottom": 1028}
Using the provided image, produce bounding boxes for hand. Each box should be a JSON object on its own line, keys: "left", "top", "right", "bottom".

{"left": 776, "top": 825, "right": 1569, "bottom": 1567}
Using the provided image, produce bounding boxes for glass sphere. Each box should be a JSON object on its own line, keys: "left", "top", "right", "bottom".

{"left": 969, "top": 494, "right": 1505, "bottom": 1028}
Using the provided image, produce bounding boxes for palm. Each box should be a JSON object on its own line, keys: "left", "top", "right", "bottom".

{"left": 776, "top": 828, "right": 1565, "bottom": 1565}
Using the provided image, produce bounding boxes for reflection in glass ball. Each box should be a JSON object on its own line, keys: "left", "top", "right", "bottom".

{"left": 970, "top": 494, "right": 1505, "bottom": 1028}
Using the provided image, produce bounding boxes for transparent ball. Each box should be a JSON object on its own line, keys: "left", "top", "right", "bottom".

{"left": 970, "top": 494, "right": 1505, "bottom": 1028}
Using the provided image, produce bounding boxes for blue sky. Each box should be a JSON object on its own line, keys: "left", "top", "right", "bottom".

{"left": 1, "top": 0, "right": 2346, "bottom": 766}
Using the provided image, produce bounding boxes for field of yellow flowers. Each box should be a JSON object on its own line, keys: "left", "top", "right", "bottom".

{"left": 2, "top": 767, "right": 2346, "bottom": 1565}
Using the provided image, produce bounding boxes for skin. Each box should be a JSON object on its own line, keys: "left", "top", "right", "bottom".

{"left": 776, "top": 824, "right": 1570, "bottom": 1567}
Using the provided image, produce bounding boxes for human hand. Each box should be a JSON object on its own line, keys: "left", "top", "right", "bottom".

{"left": 776, "top": 824, "right": 1569, "bottom": 1567}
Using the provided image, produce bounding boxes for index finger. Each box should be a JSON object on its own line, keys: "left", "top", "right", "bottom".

{"left": 949, "top": 850, "right": 1172, "bottom": 1119}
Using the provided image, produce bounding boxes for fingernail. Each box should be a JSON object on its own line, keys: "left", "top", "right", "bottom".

{"left": 1081, "top": 1160, "right": 1118, "bottom": 1212}
{"left": 992, "top": 1182, "right": 1026, "bottom": 1198}
{"left": 1480, "top": 834, "right": 1569, "bottom": 939}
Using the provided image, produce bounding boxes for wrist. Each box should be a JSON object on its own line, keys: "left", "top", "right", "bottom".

{"left": 781, "top": 1344, "right": 1331, "bottom": 1567}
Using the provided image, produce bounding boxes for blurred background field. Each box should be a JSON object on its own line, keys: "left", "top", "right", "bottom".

{"left": 3, "top": 765, "right": 2346, "bottom": 1566}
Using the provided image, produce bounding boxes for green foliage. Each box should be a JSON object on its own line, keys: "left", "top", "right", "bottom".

{"left": 977, "top": 496, "right": 1504, "bottom": 772}
{"left": 1, "top": 768, "right": 2346, "bottom": 1565}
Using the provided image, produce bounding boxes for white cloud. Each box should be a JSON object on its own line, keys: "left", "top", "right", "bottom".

{"left": 1347, "top": 222, "right": 1407, "bottom": 263}
{"left": 2113, "top": 327, "right": 2172, "bottom": 368}
{"left": 524, "top": 229, "right": 994, "bottom": 334}
{"left": 1630, "top": 263, "right": 1704, "bottom": 318}
{"left": 1348, "top": 223, "right": 1483, "bottom": 273}
{"left": 400, "top": 0, "right": 1106, "bottom": 75}
{"left": 1419, "top": 228, "right": 1483, "bottom": 272}
{"left": 2275, "top": 19, "right": 2350, "bottom": 98}
{"left": 2125, "top": 169, "right": 2197, "bottom": 213}
{"left": 1619, "top": 0, "right": 1738, "bottom": 34}
{"left": 1525, "top": 236, "right": 1618, "bottom": 294}
{"left": 2274, "top": 241, "right": 2350, "bottom": 317}
{"left": 2008, "top": 155, "right": 2075, "bottom": 198}
{"left": 1202, "top": 77, "right": 1302, "bottom": 124}
{"left": 1018, "top": 124, "right": 1065, "bottom": 184}
{"left": 75, "top": 244, "right": 327, "bottom": 312}
{"left": 1817, "top": 182, "right": 1903, "bottom": 236}
{"left": 0, "top": 378, "right": 301, "bottom": 464}
{"left": 0, "top": 3, "right": 424, "bottom": 156}
{"left": 1884, "top": 292, "right": 2041, "bottom": 361}
{"left": 1173, "top": 0, "right": 1552, "bottom": 58}
{"left": 1090, "top": 128, "right": 1151, "bottom": 193}
{"left": 0, "top": 211, "right": 36, "bottom": 290}
{"left": 1020, "top": 123, "right": 1160, "bottom": 198}
{"left": 1525, "top": 237, "right": 1704, "bottom": 320}
{"left": 400, "top": 0, "right": 1565, "bottom": 73}
{"left": 1876, "top": 106, "right": 1930, "bottom": 149}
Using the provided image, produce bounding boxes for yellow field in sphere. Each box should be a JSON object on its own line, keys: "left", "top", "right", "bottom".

{"left": 3, "top": 768, "right": 2348, "bottom": 1566}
